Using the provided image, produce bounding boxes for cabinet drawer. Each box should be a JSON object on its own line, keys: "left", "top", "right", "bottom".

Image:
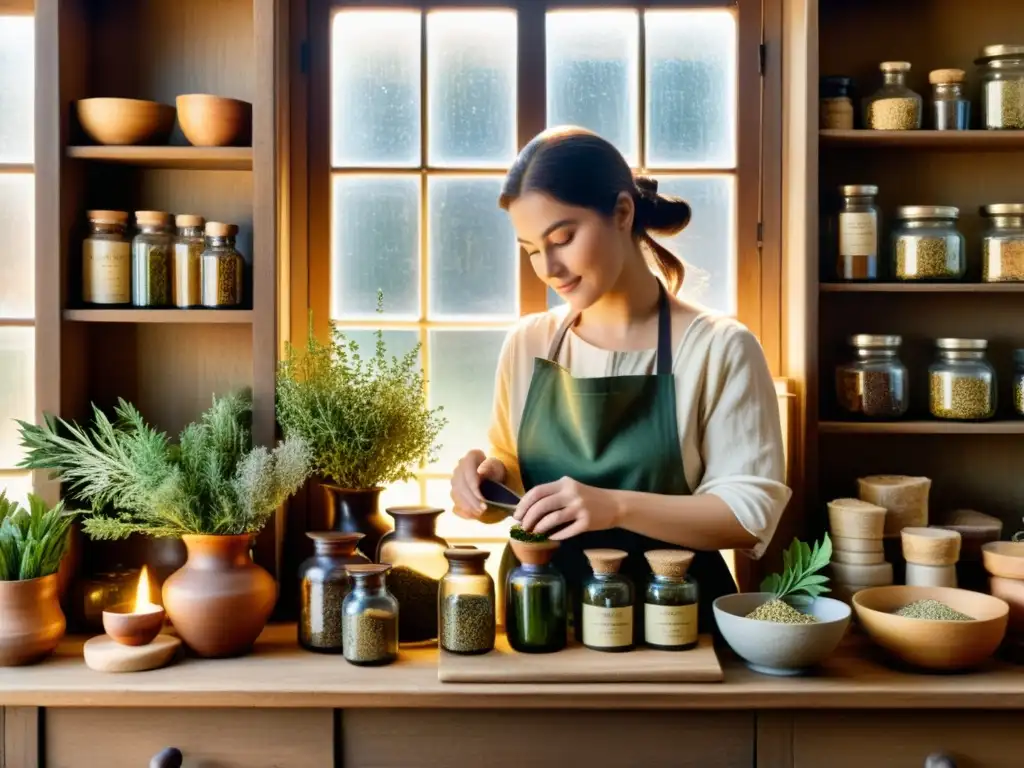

{"left": 44, "top": 708, "right": 333, "bottom": 768}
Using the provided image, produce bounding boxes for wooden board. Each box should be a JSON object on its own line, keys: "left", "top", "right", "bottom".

{"left": 83, "top": 634, "right": 181, "bottom": 673}
{"left": 438, "top": 633, "right": 723, "bottom": 684}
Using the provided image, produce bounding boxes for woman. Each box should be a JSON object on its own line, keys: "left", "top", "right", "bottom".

{"left": 449, "top": 126, "right": 791, "bottom": 637}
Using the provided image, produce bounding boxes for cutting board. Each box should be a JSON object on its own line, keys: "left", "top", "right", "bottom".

{"left": 438, "top": 633, "right": 723, "bottom": 683}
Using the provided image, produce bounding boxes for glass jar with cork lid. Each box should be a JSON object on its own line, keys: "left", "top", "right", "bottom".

{"left": 298, "top": 532, "right": 370, "bottom": 654}
{"left": 864, "top": 61, "right": 922, "bottom": 130}
{"left": 835, "top": 335, "right": 908, "bottom": 419}
{"left": 341, "top": 563, "right": 399, "bottom": 666}
{"left": 644, "top": 550, "right": 698, "bottom": 651}
{"left": 131, "top": 210, "right": 173, "bottom": 307}
{"left": 505, "top": 532, "right": 567, "bottom": 654}
{"left": 581, "top": 549, "right": 634, "bottom": 652}
{"left": 200, "top": 222, "right": 244, "bottom": 308}
{"left": 82, "top": 210, "right": 131, "bottom": 306}
{"left": 929, "top": 69, "right": 971, "bottom": 130}
{"left": 439, "top": 547, "right": 495, "bottom": 655}
{"left": 929, "top": 339, "right": 997, "bottom": 421}
{"left": 172, "top": 214, "right": 205, "bottom": 308}
{"left": 891, "top": 206, "right": 965, "bottom": 281}
{"left": 975, "top": 45, "right": 1024, "bottom": 129}
{"left": 981, "top": 203, "right": 1024, "bottom": 282}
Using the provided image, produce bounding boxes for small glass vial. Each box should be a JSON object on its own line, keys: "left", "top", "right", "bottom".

{"left": 929, "top": 338, "right": 997, "bottom": 421}
{"left": 820, "top": 76, "right": 855, "bottom": 130}
{"left": 82, "top": 210, "right": 131, "bottom": 306}
{"left": 836, "top": 335, "right": 908, "bottom": 419}
{"left": 505, "top": 536, "right": 567, "bottom": 654}
{"left": 439, "top": 547, "right": 495, "bottom": 655}
{"left": 581, "top": 549, "right": 634, "bottom": 653}
{"left": 341, "top": 563, "right": 399, "bottom": 666}
{"left": 644, "top": 550, "right": 698, "bottom": 651}
{"left": 836, "top": 185, "right": 880, "bottom": 281}
{"left": 975, "top": 45, "right": 1024, "bottom": 129}
{"left": 892, "top": 206, "right": 965, "bottom": 281}
{"left": 298, "top": 532, "right": 370, "bottom": 654}
{"left": 131, "top": 210, "right": 172, "bottom": 307}
{"left": 172, "top": 214, "right": 205, "bottom": 308}
{"left": 864, "top": 61, "right": 922, "bottom": 130}
{"left": 1013, "top": 349, "right": 1024, "bottom": 417}
{"left": 929, "top": 69, "right": 970, "bottom": 130}
{"left": 201, "top": 222, "right": 244, "bottom": 308}
{"left": 981, "top": 203, "right": 1024, "bottom": 282}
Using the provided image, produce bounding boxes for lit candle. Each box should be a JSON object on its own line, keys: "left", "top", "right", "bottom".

{"left": 102, "top": 566, "right": 166, "bottom": 646}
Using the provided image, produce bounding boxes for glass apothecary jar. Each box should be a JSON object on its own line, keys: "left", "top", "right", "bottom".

{"left": 505, "top": 535, "right": 567, "bottom": 654}
{"left": 892, "top": 206, "right": 965, "bottom": 281}
{"left": 644, "top": 550, "right": 698, "bottom": 651}
{"left": 929, "top": 338, "right": 997, "bottom": 421}
{"left": 131, "top": 210, "right": 172, "bottom": 307}
{"left": 298, "top": 532, "right": 370, "bottom": 654}
{"left": 864, "top": 61, "right": 923, "bottom": 130}
{"left": 82, "top": 210, "right": 131, "bottom": 306}
{"left": 836, "top": 185, "right": 880, "bottom": 281}
{"left": 975, "top": 45, "right": 1024, "bottom": 129}
{"left": 1013, "top": 349, "right": 1024, "bottom": 417}
{"left": 981, "top": 203, "right": 1024, "bottom": 282}
{"left": 376, "top": 506, "right": 448, "bottom": 644}
{"left": 341, "top": 564, "right": 398, "bottom": 666}
{"left": 929, "top": 69, "right": 970, "bottom": 130}
{"left": 581, "top": 549, "right": 634, "bottom": 652}
{"left": 172, "top": 214, "right": 205, "bottom": 308}
{"left": 835, "top": 334, "right": 908, "bottom": 419}
{"left": 439, "top": 547, "right": 495, "bottom": 655}
{"left": 820, "top": 76, "right": 855, "bottom": 130}
{"left": 201, "top": 222, "right": 244, "bottom": 308}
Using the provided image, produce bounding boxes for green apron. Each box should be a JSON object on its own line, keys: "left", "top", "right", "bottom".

{"left": 505, "top": 284, "right": 736, "bottom": 642}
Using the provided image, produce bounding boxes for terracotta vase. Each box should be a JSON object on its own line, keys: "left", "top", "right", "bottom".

{"left": 162, "top": 534, "right": 277, "bottom": 658}
{"left": 0, "top": 574, "right": 66, "bottom": 666}
{"left": 322, "top": 483, "right": 390, "bottom": 562}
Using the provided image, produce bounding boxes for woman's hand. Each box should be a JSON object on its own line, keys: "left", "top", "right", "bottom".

{"left": 450, "top": 449, "right": 507, "bottom": 520}
{"left": 514, "top": 477, "right": 620, "bottom": 540}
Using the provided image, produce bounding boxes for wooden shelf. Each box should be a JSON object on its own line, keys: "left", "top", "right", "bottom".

{"left": 66, "top": 146, "right": 253, "bottom": 170}
{"left": 63, "top": 309, "right": 254, "bottom": 324}
{"left": 820, "top": 130, "right": 1024, "bottom": 150}
{"left": 821, "top": 283, "right": 1024, "bottom": 293}
{"left": 819, "top": 421, "right": 1024, "bottom": 435}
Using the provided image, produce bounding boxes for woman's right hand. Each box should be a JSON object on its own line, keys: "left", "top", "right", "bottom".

{"left": 451, "top": 449, "right": 506, "bottom": 519}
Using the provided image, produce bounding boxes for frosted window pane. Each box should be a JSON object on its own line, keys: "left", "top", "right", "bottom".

{"left": 645, "top": 10, "right": 737, "bottom": 169}
{"left": 428, "top": 176, "right": 517, "bottom": 320}
{"left": 0, "top": 472, "right": 32, "bottom": 508}
{"left": 0, "top": 16, "right": 33, "bottom": 164}
{"left": 331, "top": 10, "right": 420, "bottom": 167}
{"left": 0, "top": 174, "right": 33, "bottom": 318}
{"left": 0, "top": 327, "right": 33, "bottom": 467}
{"left": 427, "top": 10, "right": 517, "bottom": 167}
{"left": 428, "top": 330, "right": 506, "bottom": 470}
{"left": 331, "top": 175, "right": 420, "bottom": 320}
{"left": 427, "top": 479, "right": 513, "bottom": 543}
{"left": 546, "top": 10, "right": 639, "bottom": 167}
{"left": 336, "top": 329, "right": 421, "bottom": 369}
{"left": 381, "top": 480, "right": 422, "bottom": 515}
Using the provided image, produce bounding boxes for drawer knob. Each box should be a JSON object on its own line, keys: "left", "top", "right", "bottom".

{"left": 925, "top": 754, "right": 957, "bottom": 768}
{"left": 150, "top": 747, "right": 183, "bottom": 768}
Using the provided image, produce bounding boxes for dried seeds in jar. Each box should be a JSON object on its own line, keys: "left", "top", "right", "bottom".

{"left": 131, "top": 211, "right": 172, "bottom": 307}
{"left": 835, "top": 335, "right": 908, "bottom": 418}
{"left": 1013, "top": 349, "right": 1024, "bottom": 417}
{"left": 976, "top": 45, "right": 1024, "bottom": 129}
{"left": 341, "top": 564, "right": 399, "bottom": 666}
{"left": 172, "top": 214, "right": 205, "bottom": 308}
{"left": 836, "top": 185, "right": 880, "bottom": 280}
{"left": 201, "top": 222, "right": 244, "bottom": 308}
{"left": 892, "top": 206, "right": 965, "bottom": 280}
{"left": 820, "top": 76, "right": 855, "bottom": 130}
{"left": 439, "top": 548, "right": 495, "bottom": 655}
{"left": 928, "top": 338, "right": 996, "bottom": 421}
{"left": 981, "top": 203, "right": 1024, "bottom": 281}
{"left": 864, "top": 62, "right": 922, "bottom": 130}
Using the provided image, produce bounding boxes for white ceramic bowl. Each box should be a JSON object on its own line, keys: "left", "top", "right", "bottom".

{"left": 713, "top": 592, "right": 851, "bottom": 676}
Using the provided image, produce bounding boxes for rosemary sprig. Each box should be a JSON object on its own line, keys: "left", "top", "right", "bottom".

{"left": 760, "top": 533, "right": 833, "bottom": 600}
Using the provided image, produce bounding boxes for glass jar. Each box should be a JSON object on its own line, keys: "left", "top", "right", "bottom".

{"left": 82, "top": 210, "right": 131, "bottom": 306}
{"left": 298, "top": 532, "right": 370, "bottom": 654}
{"left": 836, "top": 185, "right": 880, "bottom": 281}
{"left": 975, "top": 45, "right": 1024, "bottom": 129}
{"left": 376, "top": 506, "right": 448, "bottom": 644}
{"left": 1013, "top": 349, "right": 1024, "bottom": 417}
{"left": 341, "top": 563, "right": 399, "bottom": 666}
{"left": 892, "top": 206, "right": 965, "bottom": 281}
{"left": 581, "top": 549, "right": 634, "bottom": 652}
{"left": 981, "top": 203, "right": 1024, "bottom": 282}
{"left": 200, "top": 222, "right": 244, "bottom": 308}
{"left": 864, "top": 61, "right": 923, "bottom": 130}
{"left": 820, "top": 75, "right": 855, "bottom": 130}
{"left": 929, "top": 69, "right": 971, "bottom": 130}
{"left": 131, "top": 210, "right": 172, "bottom": 307}
{"left": 644, "top": 550, "right": 698, "bottom": 651}
{"left": 172, "top": 214, "right": 205, "bottom": 308}
{"left": 929, "top": 338, "right": 997, "bottom": 421}
{"left": 835, "top": 335, "right": 908, "bottom": 419}
{"left": 439, "top": 547, "right": 495, "bottom": 655}
{"left": 505, "top": 539, "right": 567, "bottom": 654}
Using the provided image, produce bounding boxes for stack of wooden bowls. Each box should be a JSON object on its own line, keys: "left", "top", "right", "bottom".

{"left": 982, "top": 541, "right": 1024, "bottom": 656}
{"left": 827, "top": 498, "right": 894, "bottom": 604}
{"left": 901, "top": 527, "right": 961, "bottom": 587}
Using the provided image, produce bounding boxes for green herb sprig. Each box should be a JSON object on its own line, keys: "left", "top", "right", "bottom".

{"left": 0, "top": 492, "right": 77, "bottom": 581}
{"left": 509, "top": 525, "right": 550, "bottom": 543}
{"left": 760, "top": 533, "right": 833, "bottom": 600}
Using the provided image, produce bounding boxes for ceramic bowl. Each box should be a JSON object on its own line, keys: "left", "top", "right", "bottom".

{"left": 76, "top": 97, "right": 175, "bottom": 146}
{"left": 712, "top": 592, "right": 851, "bottom": 676}
{"left": 988, "top": 576, "right": 1024, "bottom": 636}
{"left": 479, "top": 478, "right": 519, "bottom": 524}
{"left": 853, "top": 585, "right": 1008, "bottom": 671}
{"left": 102, "top": 604, "right": 165, "bottom": 646}
{"left": 176, "top": 94, "right": 252, "bottom": 147}
{"left": 981, "top": 541, "right": 1024, "bottom": 580}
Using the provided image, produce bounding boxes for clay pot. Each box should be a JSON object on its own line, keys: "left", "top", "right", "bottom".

{"left": 322, "top": 483, "right": 391, "bottom": 562}
{"left": 0, "top": 574, "right": 66, "bottom": 666}
{"left": 162, "top": 535, "right": 277, "bottom": 658}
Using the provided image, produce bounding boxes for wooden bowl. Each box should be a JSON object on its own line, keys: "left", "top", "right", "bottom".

{"left": 988, "top": 576, "right": 1024, "bottom": 636}
{"left": 76, "top": 98, "right": 175, "bottom": 146}
{"left": 827, "top": 498, "right": 886, "bottom": 540}
{"left": 902, "top": 527, "right": 961, "bottom": 566}
{"left": 853, "top": 586, "right": 1008, "bottom": 671}
{"left": 102, "top": 605, "right": 166, "bottom": 646}
{"left": 176, "top": 94, "right": 252, "bottom": 147}
{"left": 982, "top": 541, "right": 1024, "bottom": 580}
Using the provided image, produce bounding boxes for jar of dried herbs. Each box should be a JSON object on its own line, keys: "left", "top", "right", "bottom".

{"left": 891, "top": 206, "right": 965, "bottom": 281}
{"left": 929, "top": 69, "right": 970, "bottom": 130}
{"left": 643, "top": 550, "right": 698, "bottom": 651}
{"left": 975, "top": 45, "right": 1024, "bottom": 129}
{"left": 439, "top": 547, "right": 495, "bottom": 655}
{"left": 864, "top": 61, "right": 922, "bottom": 130}
{"left": 820, "top": 76, "right": 855, "bottom": 130}
{"left": 200, "top": 222, "right": 244, "bottom": 308}
{"left": 835, "top": 334, "right": 908, "bottom": 419}
{"left": 929, "top": 338, "right": 997, "bottom": 421}
{"left": 82, "top": 210, "right": 131, "bottom": 306}
{"left": 298, "top": 532, "right": 370, "bottom": 654}
{"left": 505, "top": 536, "right": 567, "bottom": 654}
{"left": 1013, "top": 349, "right": 1024, "bottom": 417}
{"left": 341, "top": 564, "right": 398, "bottom": 666}
{"left": 172, "top": 214, "right": 205, "bottom": 308}
{"left": 581, "top": 549, "right": 634, "bottom": 652}
{"left": 836, "top": 185, "right": 879, "bottom": 281}
{"left": 981, "top": 203, "right": 1024, "bottom": 281}
{"left": 131, "top": 211, "right": 172, "bottom": 307}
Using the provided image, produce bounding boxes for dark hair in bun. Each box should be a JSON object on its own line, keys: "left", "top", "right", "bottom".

{"left": 499, "top": 126, "right": 691, "bottom": 293}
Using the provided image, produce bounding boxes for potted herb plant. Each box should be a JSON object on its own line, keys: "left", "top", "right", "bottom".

{"left": 17, "top": 389, "right": 311, "bottom": 658}
{"left": 0, "top": 492, "right": 76, "bottom": 666}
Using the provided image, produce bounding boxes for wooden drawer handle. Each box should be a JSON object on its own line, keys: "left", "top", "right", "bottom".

{"left": 150, "top": 747, "right": 183, "bottom": 768}
{"left": 925, "top": 754, "right": 957, "bottom": 768}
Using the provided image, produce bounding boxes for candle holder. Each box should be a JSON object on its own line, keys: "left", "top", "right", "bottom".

{"left": 102, "top": 603, "right": 165, "bottom": 646}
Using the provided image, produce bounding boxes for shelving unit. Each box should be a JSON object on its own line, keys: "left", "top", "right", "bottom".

{"left": 66, "top": 145, "right": 254, "bottom": 170}
{"left": 820, "top": 283, "right": 1024, "bottom": 293}
{"left": 820, "top": 128, "right": 1024, "bottom": 150}
{"left": 62, "top": 309, "right": 255, "bottom": 324}
{"left": 819, "top": 421, "right": 1024, "bottom": 435}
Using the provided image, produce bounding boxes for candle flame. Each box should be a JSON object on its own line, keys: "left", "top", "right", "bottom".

{"left": 134, "top": 566, "right": 152, "bottom": 613}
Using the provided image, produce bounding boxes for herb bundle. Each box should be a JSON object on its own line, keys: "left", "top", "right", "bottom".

{"left": 0, "top": 492, "right": 76, "bottom": 581}
{"left": 509, "top": 525, "right": 550, "bottom": 544}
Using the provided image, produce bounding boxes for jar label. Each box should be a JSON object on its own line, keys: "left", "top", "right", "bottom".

{"left": 83, "top": 240, "right": 131, "bottom": 304}
{"left": 582, "top": 604, "right": 632, "bottom": 648}
{"left": 644, "top": 603, "right": 697, "bottom": 647}
{"left": 839, "top": 212, "right": 877, "bottom": 256}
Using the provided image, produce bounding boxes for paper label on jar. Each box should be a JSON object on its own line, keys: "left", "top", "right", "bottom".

{"left": 83, "top": 240, "right": 131, "bottom": 304}
{"left": 644, "top": 603, "right": 697, "bottom": 647}
{"left": 839, "top": 212, "right": 877, "bottom": 256}
{"left": 582, "top": 604, "right": 633, "bottom": 648}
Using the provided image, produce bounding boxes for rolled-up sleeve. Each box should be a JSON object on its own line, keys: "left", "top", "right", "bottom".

{"left": 487, "top": 327, "right": 524, "bottom": 496}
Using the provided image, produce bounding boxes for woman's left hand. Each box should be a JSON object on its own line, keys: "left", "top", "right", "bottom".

{"left": 514, "top": 477, "right": 620, "bottom": 540}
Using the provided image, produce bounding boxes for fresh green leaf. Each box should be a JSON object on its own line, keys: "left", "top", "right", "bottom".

{"left": 0, "top": 493, "right": 77, "bottom": 581}
{"left": 759, "top": 533, "right": 833, "bottom": 600}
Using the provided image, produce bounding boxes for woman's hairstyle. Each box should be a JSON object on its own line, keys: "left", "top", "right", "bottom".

{"left": 499, "top": 126, "right": 692, "bottom": 293}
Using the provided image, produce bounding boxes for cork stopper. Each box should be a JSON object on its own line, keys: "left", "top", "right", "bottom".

{"left": 134, "top": 210, "right": 170, "bottom": 225}
{"left": 175, "top": 214, "right": 205, "bottom": 228}
{"left": 508, "top": 538, "right": 559, "bottom": 566}
{"left": 880, "top": 61, "right": 911, "bottom": 72}
{"left": 644, "top": 549, "right": 695, "bottom": 578}
{"left": 86, "top": 210, "right": 128, "bottom": 224}
{"left": 829, "top": 497, "right": 886, "bottom": 509}
{"left": 584, "top": 548, "right": 627, "bottom": 574}
{"left": 929, "top": 68, "right": 965, "bottom": 85}
{"left": 205, "top": 221, "right": 239, "bottom": 237}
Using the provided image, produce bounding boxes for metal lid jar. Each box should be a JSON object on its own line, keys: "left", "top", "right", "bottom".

{"left": 1013, "top": 349, "right": 1024, "bottom": 417}
{"left": 439, "top": 548, "right": 495, "bottom": 655}
{"left": 975, "top": 45, "right": 1024, "bottom": 129}
{"left": 929, "top": 68, "right": 970, "bottom": 130}
{"left": 928, "top": 339, "right": 996, "bottom": 421}
{"left": 864, "top": 61, "right": 922, "bottom": 130}
{"left": 820, "top": 75, "right": 855, "bottom": 130}
{"left": 836, "top": 185, "right": 880, "bottom": 281}
{"left": 981, "top": 203, "right": 1024, "bottom": 282}
{"left": 835, "top": 334, "right": 909, "bottom": 419}
{"left": 892, "top": 206, "right": 965, "bottom": 281}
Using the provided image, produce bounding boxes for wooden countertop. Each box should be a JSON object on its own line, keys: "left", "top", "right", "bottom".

{"left": 0, "top": 624, "right": 1022, "bottom": 709}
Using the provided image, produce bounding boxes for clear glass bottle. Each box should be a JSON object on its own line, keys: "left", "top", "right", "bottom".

{"left": 1013, "top": 349, "right": 1024, "bottom": 417}
{"left": 975, "top": 45, "right": 1024, "bottom": 129}
{"left": 864, "top": 61, "right": 923, "bottom": 130}
{"left": 505, "top": 538, "right": 567, "bottom": 654}
{"left": 200, "top": 222, "right": 244, "bottom": 308}
{"left": 82, "top": 210, "right": 131, "bottom": 306}
{"left": 581, "top": 549, "right": 634, "bottom": 652}
{"left": 131, "top": 210, "right": 172, "bottom": 307}
{"left": 892, "top": 206, "right": 965, "bottom": 281}
{"left": 820, "top": 75, "right": 855, "bottom": 130}
{"left": 836, "top": 185, "right": 880, "bottom": 281}
{"left": 929, "top": 68, "right": 971, "bottom": 130}
{"left": 172, "top": 214, "right": 205, "bottom": 308}
{"left": 376, "top": 506, "right": 448, "bottom": 644}
{"left": 644, "top": 550, "right": 698, "bottom": 651}
{"left": 835, "top": 335, "right": 908, "bottom": 419}
{"left": 341, "top": 563, "right": 398, "bottom": 666}
{"left": 439, "top": 547, "right": 495, "bottom": 655}
{"left": 981, "top": 203, "right": 1024, "bottom": 282}
{"left": 298, "top": 532, "right": 370, "bottom": 654}
{"left": 929, "top": 338, "right": 997, "bottom": 421}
